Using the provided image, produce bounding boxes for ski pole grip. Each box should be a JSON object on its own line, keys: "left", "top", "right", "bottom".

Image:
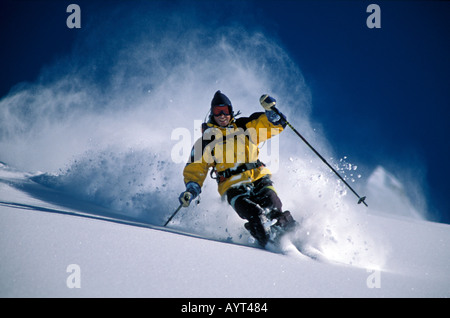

{"left": 260, "top": 94, "right": 276, "bottom": 111}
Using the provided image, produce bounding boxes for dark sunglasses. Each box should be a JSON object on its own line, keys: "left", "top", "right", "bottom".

{"left": 212, "top": 105, "right": 231, "bottom": 116}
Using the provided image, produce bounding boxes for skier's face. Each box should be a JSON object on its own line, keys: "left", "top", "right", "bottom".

{"left": 214, "top": 113, "right": 231, "bottom": 127}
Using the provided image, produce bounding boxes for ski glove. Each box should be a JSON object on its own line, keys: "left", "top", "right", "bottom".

{"left": 260, "top": 94, "right": 287, "bottom": 127}
{"left": 266, "top": 109, "right": 287, "bottom": 127}
{"left": 179, "top": 182, "right": 201, "bottom": 207}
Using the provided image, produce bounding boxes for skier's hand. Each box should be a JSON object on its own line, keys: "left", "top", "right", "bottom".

{"left": 178, "top": 182, "right": 201, "bottom": 207}
{"left": 179, "top": 191, "right": 193, "bottom": 207}
{"left": 260, "top": 94, "right": 276, "bottom": 111}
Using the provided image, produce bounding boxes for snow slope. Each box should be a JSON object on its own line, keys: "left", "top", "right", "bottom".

{"left": 1, "top": 164, "right": 449, "bottom": 298}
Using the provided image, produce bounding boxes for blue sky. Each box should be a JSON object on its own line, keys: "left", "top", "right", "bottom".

{"left": 254, "top": 1, "right": 450, "bottom": 222}
{"left": 1, "top": 0, "right": 449, "bottom": 223}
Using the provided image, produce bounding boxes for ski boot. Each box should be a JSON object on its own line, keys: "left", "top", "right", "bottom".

{"left": 244, "top": 211, "right": 297, "bottom": 247}
{"left": 269, "top": 210, "right": 297, "bottom": 232}
{"left": 265, "top": 210, "right": 298, "bottom": 244}
{"left": 244, "top": 213, "right": 276, "bottom": 247}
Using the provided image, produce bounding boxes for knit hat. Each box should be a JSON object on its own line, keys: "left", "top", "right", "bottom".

{"left": 211, "top": 90, "right": 231, "bottom": 106}
{"left": 211, "top": 90, "right": 233, "bottom": 115}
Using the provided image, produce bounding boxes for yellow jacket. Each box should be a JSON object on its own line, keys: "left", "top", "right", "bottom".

{"left": 183, "top": 112, "right": 284, "bottom": 196}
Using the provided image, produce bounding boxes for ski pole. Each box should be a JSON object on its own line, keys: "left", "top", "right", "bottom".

{"left": 164, "top": 203, "right": 183, "bottom": 226}
{"left": 272, "top": 107, "right": 368, "bottom": 207}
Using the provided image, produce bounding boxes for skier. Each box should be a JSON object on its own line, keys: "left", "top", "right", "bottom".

{"left": 178, "top": 90, "right": 296, "bottom": 247}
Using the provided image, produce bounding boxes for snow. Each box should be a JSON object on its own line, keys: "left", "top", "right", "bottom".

{"left": 1, "top": 164, "right": 449, "bottom": 297}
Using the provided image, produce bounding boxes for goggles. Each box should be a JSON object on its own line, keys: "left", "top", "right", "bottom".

{"left": 212, "top": 105, "right": 231, "bottom": 116}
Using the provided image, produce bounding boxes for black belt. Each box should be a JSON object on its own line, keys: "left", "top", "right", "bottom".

{"left": 216, "top": 160, "right": 265, "bottom": 182}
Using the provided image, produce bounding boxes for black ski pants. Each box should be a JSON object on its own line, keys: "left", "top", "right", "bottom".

{"left": 226, "top": 176, "right": 282, "bottom": 221}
